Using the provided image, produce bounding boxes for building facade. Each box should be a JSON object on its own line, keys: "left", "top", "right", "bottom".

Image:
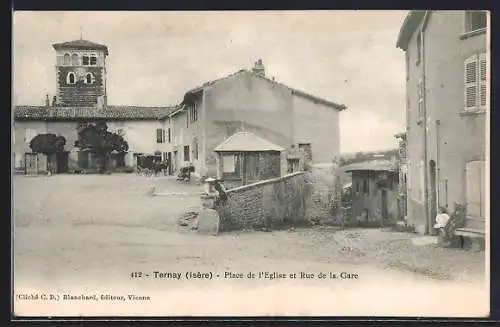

{"left": 156, "top": 60, "right": 347, "bottom": 178}
{"left": 13, "top": 106, "right": 176, "bottom": 174}
{"left": 14, "top": 41, "right": 347, "bottom": 177}
{"left": 396, "top": 10, "right": 488, "bottom": 234}
{"left": 13, "top": 38, "right": 175, "bottom": 174}
{"left": 344, "top": 160, "right": 399, "bottom": 227}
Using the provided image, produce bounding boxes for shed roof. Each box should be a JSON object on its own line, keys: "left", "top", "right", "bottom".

{"left": 214, "top": 131, "right": 284, "bottom": 152}
{"left": 342, "top": 160, "right": 397, "bottom": 173}
{"left": 52, "top": 39, "right": 109, "bottom": 55}
{"left": 14, "top": 105, "right": 178, "bottom": 121}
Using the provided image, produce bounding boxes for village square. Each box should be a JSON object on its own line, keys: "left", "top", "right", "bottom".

{"left": 12, "top": 10, "right": 488, "bottom": 316}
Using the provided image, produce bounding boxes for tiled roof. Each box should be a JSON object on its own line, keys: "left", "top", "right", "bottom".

{"left": 52, "top": 39, "right": 109, "bottom": 55}
{"left": 183, "top": 69, "right": 347, "bottom": 111}
{"left": 214, "top": 131, "right": 284, "bottom": 152}
{"left": 342, "top": 160, "right": 397, "bottom": 173}
{"left": 14, "top": 105, "right": 179, "bottom": 121}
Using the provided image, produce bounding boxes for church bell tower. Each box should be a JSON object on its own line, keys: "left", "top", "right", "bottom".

{"left": 52, "top": 38, "right": 109, "bottom": 107}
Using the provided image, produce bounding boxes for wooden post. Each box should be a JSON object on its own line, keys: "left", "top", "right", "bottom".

{"left": 334, "top": 173, "right": 344, "bottom": 229}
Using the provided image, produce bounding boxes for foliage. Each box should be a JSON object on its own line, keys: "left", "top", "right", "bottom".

{"left": 29, "top": 133, "right": 66, "bottom": 155}
{"left": 75, "top": 121, "right": 129, "bottom": 155}
{"left": 338, "top": 149, "right": 399, "bottom": 167}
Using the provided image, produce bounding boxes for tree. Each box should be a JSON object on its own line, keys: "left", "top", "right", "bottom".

{"left": 75, "top": 122, "right": 129, "bottom": 173}
{"left": 29, "top": 133, "right": 66, "bottom": 173}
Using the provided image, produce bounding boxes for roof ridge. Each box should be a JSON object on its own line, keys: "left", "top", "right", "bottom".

{"left": 184, "top": 68, "right": 346, "bottom": 111}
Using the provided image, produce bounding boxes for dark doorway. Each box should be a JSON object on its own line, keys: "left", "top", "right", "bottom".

{"left": 173, "top": 151, "right": 178, "bottom": 173}
{"left": 429, "top": 160, "right": 437, "bottom": 231}
{"left": 381, "top": 189, "right": 388, "bottom": 224}
{"left": 56, "top": 152, "right": 69, "bottom": 173}
{"left": 167, "top": 152, "right": 172, "bottom": 175}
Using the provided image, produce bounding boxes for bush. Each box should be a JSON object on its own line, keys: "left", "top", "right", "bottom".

{"left": 306, "top": 168, "right": 339, "bottom": 224}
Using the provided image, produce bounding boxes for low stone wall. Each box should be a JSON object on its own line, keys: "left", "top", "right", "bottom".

{"left": 214, "top": 172, "right": 310, "bottom": 231}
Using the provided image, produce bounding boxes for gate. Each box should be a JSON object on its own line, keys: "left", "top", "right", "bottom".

{"left": 24, "top": 153, "right": 38, "bottom": 174}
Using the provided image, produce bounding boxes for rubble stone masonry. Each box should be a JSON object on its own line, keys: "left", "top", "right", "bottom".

{"left": 214, "top": 172, "right": 310, "bottom": 231}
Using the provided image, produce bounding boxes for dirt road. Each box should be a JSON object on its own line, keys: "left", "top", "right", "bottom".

{"left": 12, "top": 175, "right": 488, "bottom": 317}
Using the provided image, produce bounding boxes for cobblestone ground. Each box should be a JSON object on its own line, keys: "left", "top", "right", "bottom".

{"left": 12, "top": 175, "right": 488, "bottom": 317}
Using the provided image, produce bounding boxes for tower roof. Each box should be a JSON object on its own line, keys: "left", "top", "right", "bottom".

{"left": 52, "top": 39, "right": 109, "bottom": 55}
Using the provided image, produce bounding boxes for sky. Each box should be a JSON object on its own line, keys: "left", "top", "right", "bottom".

{"left": 13, "top": 11, "right": 408, "bottom": 153}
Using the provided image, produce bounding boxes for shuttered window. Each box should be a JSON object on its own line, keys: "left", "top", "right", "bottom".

{"left": 466, "top": 160, "right": 485, "bottom": 220}
{"left": 479, "top": 53, "right": 487, "bottom": 107}
{"left": 464, "top": 53, "right": 488, "bottom": 111}
{"left": 156, "top": 129, "right": 164, "bottom": 143}
{"left": 464, "top": 55, "right": 478, "bottom": 109}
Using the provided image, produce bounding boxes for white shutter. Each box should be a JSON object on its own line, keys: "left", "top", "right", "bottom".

{"left": 479, "top": 52, "right": 487, "bottom": 108}
{"left": 464, "top": 55, "right": 478, "bottom": 110}
{"left": 466, "top": 161, "right": 485, "bottom": 219}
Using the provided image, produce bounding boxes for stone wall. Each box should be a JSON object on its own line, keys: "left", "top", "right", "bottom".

{"left": 214, "top": 172, "right": 310, "bottom": 231}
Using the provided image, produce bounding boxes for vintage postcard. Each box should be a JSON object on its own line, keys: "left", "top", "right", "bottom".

{"left": 12, "top": 10, "right": 489, "bottom": 318}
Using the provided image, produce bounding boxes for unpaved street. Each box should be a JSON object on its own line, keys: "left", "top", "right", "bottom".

{"left": 13, "top": 175, "right": 488, "bottom": 317}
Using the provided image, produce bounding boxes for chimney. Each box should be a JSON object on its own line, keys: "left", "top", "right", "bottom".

{"left": 45, "top": 95, "right": 50, "bottom": 107}
{"left": 51, "top": 96, "right": 57, "bottom": 107}
{"left": 252, "top": 59, "right": 265, "bottom": 77}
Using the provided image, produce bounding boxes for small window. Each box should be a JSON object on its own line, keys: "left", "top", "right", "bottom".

{"left": 416, "top": 32, "right": 422, "bottom": 65}
{"left": 66, "top": 72, "right": 76, "bottom": 85}
{"left": 63, "top": 53, "right": 70, "bottom": 65}
{"left": 82, "top": 55, "right": 90, "bottom": 66}
{"left": 167, "top": 128, "right": 171, "bottom": 143}
{"left": 363, "top": 179, "right": 369, "bottom": 195}
{"left": 465, "top": 11, "right": 487, "bottom": 33}
{"left": 90, "top": 55, "right": 97, "bottom": 66}
{"left": 190, "top": 103, "right": 198, "bottom": 123}
{"left": 85, "top": 73, "right": 95, "bottom": 84}
{"left": 222, "top": 154, "right": 241, "bottom": 179}
{"left": 71, "top": 53, "right": 79, "bottom": 66}
{"left": 156, "top": 129, "right": 164, "bottom": 143}
{"left": 183, "top": 145, "right": 190, "bottom": 162}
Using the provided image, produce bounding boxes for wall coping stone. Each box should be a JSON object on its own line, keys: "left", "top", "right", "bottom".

{"left": 225, "top": 171, "right": 305, "bottom": 194}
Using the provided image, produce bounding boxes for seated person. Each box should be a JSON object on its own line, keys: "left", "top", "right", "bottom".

{"left": 434, "top": 207, "right": 450, "bottom": 240}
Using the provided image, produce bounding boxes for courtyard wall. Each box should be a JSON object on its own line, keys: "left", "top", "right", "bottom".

{"left": 215, "top": 172, "right": 310, "bottom": 231}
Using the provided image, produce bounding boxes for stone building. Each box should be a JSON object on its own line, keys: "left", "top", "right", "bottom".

{"left": 343, "top": 160, "right": 399, "bottom": 227}
{"left": 156, "top": 59, "right": 347, "bottom": 178}
{"left": 396, "top": 10, "right": 488, "bottom": 235}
